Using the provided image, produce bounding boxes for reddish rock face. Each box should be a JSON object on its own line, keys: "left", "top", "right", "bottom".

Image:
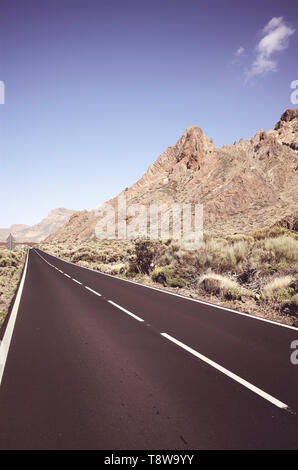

{"left": 46, "top": 108, "right": 298, "bottom": 242}
{"left": 272, "top": 211, "right": 298, "bottom": 232}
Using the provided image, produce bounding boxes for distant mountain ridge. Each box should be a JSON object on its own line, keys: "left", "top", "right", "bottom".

{"left": 0, "top": 208, "right": 76, "bottom": 243}
{"left": 45, "top": 108, "right": 298, "bottom": 243}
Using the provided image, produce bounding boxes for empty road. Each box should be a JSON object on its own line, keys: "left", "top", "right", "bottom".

{"left": 0, "top": 247, "right": 298, "bottom": 450}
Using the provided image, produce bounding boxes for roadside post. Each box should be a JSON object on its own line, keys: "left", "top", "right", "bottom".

{"left": 6, "top": 233, "right": 16, "bottom": 266}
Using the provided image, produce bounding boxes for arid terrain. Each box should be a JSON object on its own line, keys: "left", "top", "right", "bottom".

{"left": 41, "top": 225, "right": 298, "bottom": 326}
{"left": 0, "top": 246, "right": 26, "bottom": 326}
{"left": 0, "top": 208, "right": 76, "bottom": 243}
{"left": 1, "top": 109, "right": 297, "bottom": 327}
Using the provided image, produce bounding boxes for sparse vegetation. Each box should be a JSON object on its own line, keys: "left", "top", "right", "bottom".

{"left": 133, "top": 239, "right": 157, "bottom": 274}
{"left": 151, "top": 266, "right": 186, "bottom": 288}
{"left": 0, "top": 246, "right": 27, "bottom": 326}
{"left": 264, "top": 236, "right": 298, "bottom": 262}
{"left": 262, "top": 276, "right": 295, "bottom": 301}
{"left": 41, "top": 227, "right": 298, "bottom": 326}
{"left": 198, "top": 273, "right": 252, "bottom": 300}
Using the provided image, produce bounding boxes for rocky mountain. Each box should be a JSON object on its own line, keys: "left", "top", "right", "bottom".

{"left": 45, "top": 108, "right": 298, "bottom": 243}
{"left": 0, "top": 208, "right": 76, "bottom": 243}
{"left": 0, "top": 224, "right": 30, "bottom": 240}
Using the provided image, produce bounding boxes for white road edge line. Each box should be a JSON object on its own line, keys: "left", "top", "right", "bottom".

{"left": 0, "top": 251, "right": 29, "bottom": 387}
{"left": 72, "top": 279, "right": 82, "bottom": 285}
{"left": 64, "top": 274, "right": 71, "bottom": 278}
{"left": 161, "top": 332, "right": 288, "bottom": 410}
{"left": 37, "top": 249, "right": 298, "bottom": 331}
{"left": 85, "top": 286, "right": 102, "bottom": 296}
{"left": 108, "top": 300, "right": 144, "bottom": 322}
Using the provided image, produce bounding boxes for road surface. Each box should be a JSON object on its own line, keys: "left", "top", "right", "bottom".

{"left": 0, "top": 247, "right": 298, "bottom": 449}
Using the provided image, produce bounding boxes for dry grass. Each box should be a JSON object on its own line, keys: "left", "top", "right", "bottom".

{"left": 262, "top": 275, "right": 296, "bottom": 301}
{"left": 290, "top": 294, "right": 298, "bottom": 308}
{"left": 250, "top": 226, "right": 298, "bottom": 241}
{"left": 264, "top": 236, "right": 298, "bottom": 262}
{"left": 198, "top": 272, "right": 252, "bottom": 300}
{"left": 0, "top": 246, "right": 26, "bottom": 326}
{"left": 262, "top": 275, "right": 298, "bottom": 315}
{"left": 41, "top": 226, "right": 298, "bottom": 324}
{"left": 263, "top": 275, "right": 294, "bottom": 295}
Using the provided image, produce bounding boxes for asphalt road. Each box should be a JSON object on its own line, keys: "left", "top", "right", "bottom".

{"left": 0, "top": 247, "right": 298, "bottom": 450}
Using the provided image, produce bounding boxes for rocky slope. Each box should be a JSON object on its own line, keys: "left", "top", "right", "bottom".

{"left": 46, "top": 108, "right": 298, "bottom": 242}
{"left": 0, "top": 208, "right": 76, "bottom": 243}
{"left": 0, "top": 224, "right": 30, "bottom": 241}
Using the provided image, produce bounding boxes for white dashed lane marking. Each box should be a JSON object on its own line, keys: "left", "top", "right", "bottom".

{"left": 161, "top": 332, "right": 289, "bottom": 410}
{"left": 108, "top": 300, "right": 144, "bottom": 323}
{"left": 85, "top": 286, "right": 102, "bottom": 297}
{"left": 34, "top": 248, "right": 292, "bottom": 413}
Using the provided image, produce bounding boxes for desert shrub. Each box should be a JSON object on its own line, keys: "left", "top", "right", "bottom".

{"left": 0, "top": 247, "right": 26, "bottom": 325}
{"left": 219, "top": 241, "right": 248, "bottom": 270}
{"left": 262, "top": 276, "right": 296, "bottom": 301}
{"left": 41, "top": 230, "right": 297, "bottom": 320}
{"left": 264, "top": 236, "right": 298, "bottom": 262}
{"left": 281, "top": 293, "right": 298, "bottom": 315}
{"left": 169, "top": 242, "right": 180, "bottom": 253}
{"left": 151, "top": 266, "right": 186, "bottom": 288}
{"left": 237, "top": 265, "right": 257, "bottom": 285}
{"left": 109, "top": 263, "right": 126, "bottom": 275}
{"left": 0, "top": 311, "right": 6, "bottom": 325}
{"left": 0, "top": 252, "right": 19, "bottom": 268}
{"left": 193, "top": 239, "right": 249, "bottom": 273}
{"left": 158, "top": 252, "right": 175, "bottom": 266}
{"left": 132, "top": 239, "right": 163, "bottom": 274}
{"left": 198, "top": 273, "right": 250, "bottom": 300}
{"left": 71, "top": 249, "right": 109, "bottom": 264}
{"left": 290, "top": 293, "right": 298, "bottom": 306}
{"left": 123, "top": 263, "right": 138, "bottom": 278}
{"left": 226, "top": 234, "right": 254, "bottom": 243}
{"left": 251, "top": 226, "right": 296, "bottom": 241}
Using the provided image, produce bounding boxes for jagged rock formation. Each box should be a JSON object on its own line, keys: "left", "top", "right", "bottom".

{"left": 273, "top": 211, "right": 298, "bottom": 232}
{"left": 45, "top": 108, "right": 298, "bottom": 242}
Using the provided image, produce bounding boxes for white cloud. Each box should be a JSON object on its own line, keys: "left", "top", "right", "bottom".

{"left": 262, "top": 16, "right": 284, "bottom": 34}
{"left": 235, "top": 46, "right": 245, "bottom": 56}
{"left": 232, "top": 46, "right": 245, "bottom": 65}
{"left": 245, "top": 17, "right": 295, "bottom": 81}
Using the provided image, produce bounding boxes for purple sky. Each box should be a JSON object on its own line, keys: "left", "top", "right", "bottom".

{"left": 0, "top": 0, "right": 297, "bottom": 226}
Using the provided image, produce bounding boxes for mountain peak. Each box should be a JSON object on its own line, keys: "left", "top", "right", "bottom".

{"left": 182, "top": 125, "right": 204, "bottom": 135}
{"left": 275, "top": 108, "right": 298, "bottom": 130}
{"left": 273, "top": 108, "right": 298, "bottom": 151}
{"left": 176, "top": 125, "right": 213, "bottom": 158}
{"left": 48, "top": 208, "right": 75, "bottom": 216}
{"left": 44, "top": 107, "right": 298, "bottom": 241}
{"left": 180, "top": 125, "right": 210, "bottom": 142}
